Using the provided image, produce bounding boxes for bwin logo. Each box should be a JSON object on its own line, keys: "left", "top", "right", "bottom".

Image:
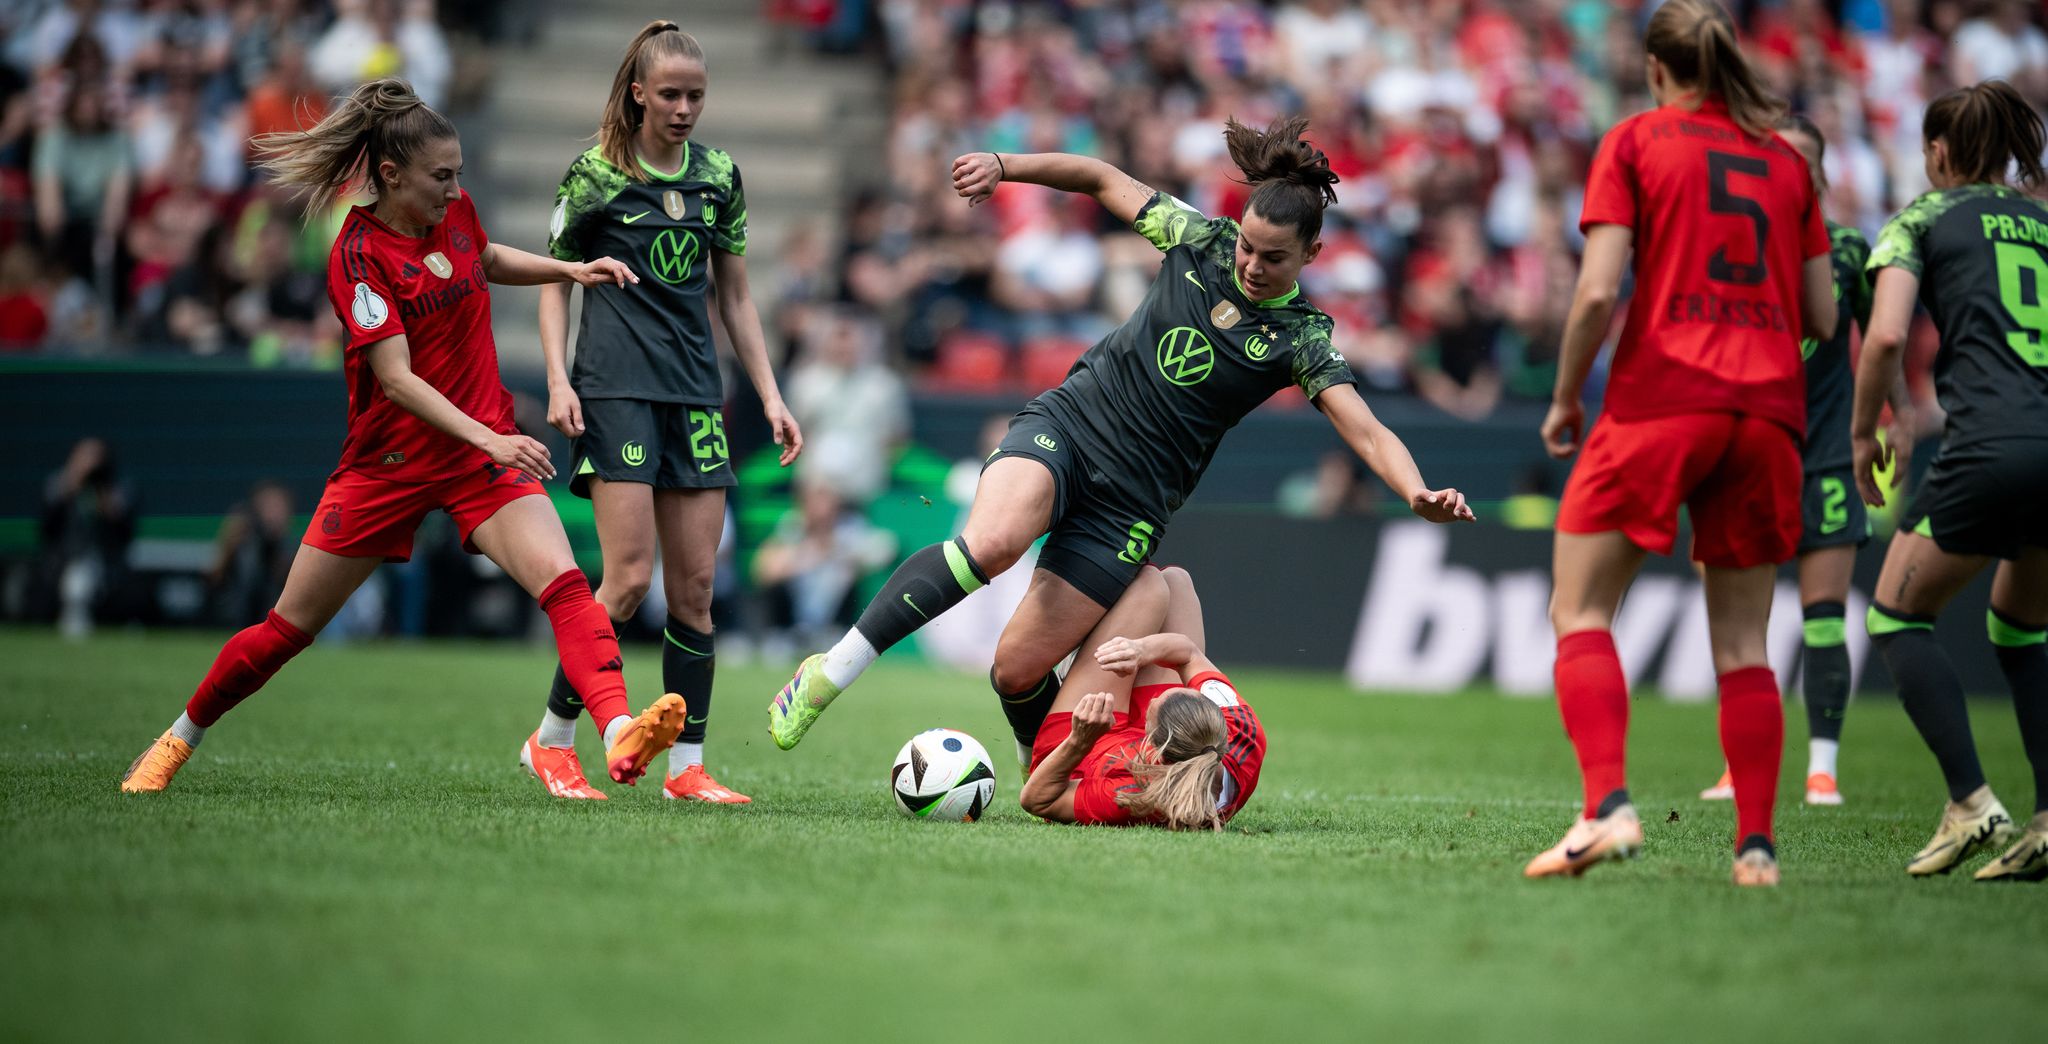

{"left": 1034, "top": 434, "right": 1058, "bottom": 452}
{"left": 621, "top": 441, "right": 648, "bottom": 467}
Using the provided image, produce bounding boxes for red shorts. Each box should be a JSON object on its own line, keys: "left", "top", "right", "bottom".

{"left": 1557, "top": 412, "right": 1801, "bottom": 569}
{"left": 304, "top": 463, "right": 546, "bottom": 563}
{"left": 1031, "top": 683, "right": 1178, "bottom": 772}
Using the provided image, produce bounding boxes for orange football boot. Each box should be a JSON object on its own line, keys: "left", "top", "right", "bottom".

{"left": 605, "top": 693, "right": 688, "bottom": 785}
{"left": 1804, "top": 772, "right": 1843, "bottom": 806}
{"left": 520, "top": 731, "right": 608, "bottom": 800}
{"left": 663, "top": 763, "right": 752, "bottom": 804}
{"left": 1699, "top": 768, "right": 1734, "bottom": 801}
{"left": 1524, "top": 805, "right": 1644, "bottom": 878}
{"left": 120, "top": 731, "right": 194, "bottom": 793}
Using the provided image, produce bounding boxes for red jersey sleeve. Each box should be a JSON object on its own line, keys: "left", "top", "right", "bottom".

{"left": 328, "top": 221, "right": 404, "bottom": 352}
{"left": 1186, "top": 670, "right": 1266, "bottom": 821}
{"left": 1579, "top": 117, "right": 1641, "bottom": 232}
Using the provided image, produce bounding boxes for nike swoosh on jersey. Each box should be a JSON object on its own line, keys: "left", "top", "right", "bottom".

{"left": 1183, "top": 270, "right": 1202, "bottom": 290}
{"left": 700, "top": 460, "right": 727, "bottom": 472}
{"left": 623, "top": 211, "right": 651, "bottom": 223}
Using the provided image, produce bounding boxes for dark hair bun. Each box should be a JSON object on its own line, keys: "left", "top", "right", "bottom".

{"left": 1222, "top": 114, "right": 1340, "bottom": 208}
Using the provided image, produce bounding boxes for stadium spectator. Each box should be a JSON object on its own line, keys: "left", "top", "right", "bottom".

{"left": 207, "top": 479, "right": 299, "bottom": 628}
{"left": 751, "top": 478, "right": 897, "bottom": 651}
{"left": 32, "top": 79, "right": 128, "bottom": 304}
{"left": 786, "top": 306, "right": 911, "bottom": 505}
{"left": 33, "top": 436, "right": 139, "bottom": 637}
{"left": 0, "top": 241, "right": 50, "bottom": 349}
{"left": 309, "top": 0, "right": 451, "bottom": 109}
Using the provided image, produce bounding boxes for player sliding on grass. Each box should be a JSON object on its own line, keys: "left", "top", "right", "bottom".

{"left": 769, "top": 116, "right": 1472, "bottom": 765}
{"left": 1529, "top": 0, "right": 1837, "bottom": 887}
{"left": 121, "top": 79, "right": 687, "bottom": 793}
{"left": 1853, "top": 80, "right": 2048, "bottom": 882}
{"left": 521, "top": 20, "right": 802, "bottom": 804}
{"left": 1699, "top": 113, "right": 1897, "bottom": 809}
{"left": 1020, "top": 566, "right": 1264, "bottom": 830}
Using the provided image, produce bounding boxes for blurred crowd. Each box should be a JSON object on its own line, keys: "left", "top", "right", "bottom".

{"left": 809, "top": 0, "right": 2048, "bottom": 419}
{"left": 0, "top": 0, "right": 523, "bottom": 361}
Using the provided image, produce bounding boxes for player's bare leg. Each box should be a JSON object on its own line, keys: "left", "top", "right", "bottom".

{"left": 1865, "top": 530, "right": 2017, "bottom": 873}
{"left": 525, "top": 478, "right": 656, "bottom": 799}
{"left": 1045, "top": 567, "right": 1170, "bottom": 718}
{"left": 655, "top": 488, "right": 748, "bottom": 802}
{"left": 991, "top": 570, "right": 1110, "bottom": 769}
{"left": 771, "top": 456, "right": 1054, "bottom": 750}
{"left": 1976, "top": 551, "right": 2048, "bottom": 881}
{"left": 124, "top": 545, "right": 381, "bottom": 792}
{"left": 1527, "top": 531, "right": 1646, "bottom": 878}
{"left": 473, "top": 496, "right": 684, "bottom": 785}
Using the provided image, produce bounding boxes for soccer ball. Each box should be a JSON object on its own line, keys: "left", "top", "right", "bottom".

{"left": 890, "top": 729, "right": 996, "bottom": 821}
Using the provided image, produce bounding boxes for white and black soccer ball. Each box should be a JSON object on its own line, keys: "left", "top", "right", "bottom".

{"left": 890, "top": 729, "right": 995, "bottom": 821}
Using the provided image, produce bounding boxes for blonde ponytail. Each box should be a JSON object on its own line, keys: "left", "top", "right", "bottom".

{"left": 1645, "top": 0, "right": 1785, "bottom": 138}
{"left": 1116, "top": 692, "right": 1229, "bottom": 832}
{"left": 598, "top": 20, "right": 706, "bottom": 180}
{"left": 254, "top": 78, "right": 456, "bottom": 213}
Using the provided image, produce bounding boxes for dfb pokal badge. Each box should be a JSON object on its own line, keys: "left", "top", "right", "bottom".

{"left": 423, "top": 252, "right": 454, "bottom": 279}
{"left": 663, "top": 190, "right": 687, "bottom": 221}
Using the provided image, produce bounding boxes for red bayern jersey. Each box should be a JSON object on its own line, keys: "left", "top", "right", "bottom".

{"left": 1072, "top": 671, "right": 1266, "bottom": 827}
{"left": 1579, "top": 98, "right": 1830, "bottom": 435}
{"left": 326, "top": 190, "right": 514, "bottom": 483}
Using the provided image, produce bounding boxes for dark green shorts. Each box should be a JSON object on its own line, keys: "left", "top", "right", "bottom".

{"left": 570, "top": 399, "right": 735, "bottom": 498}
{"left": 1797, "top": 466, "right": 1868, "bottom": 553}
{"left": 987, "top": 407, "right": 1166, "bottom": 609}
{"left": 1900, "top": 438, "right": 2048, "bottom": 560}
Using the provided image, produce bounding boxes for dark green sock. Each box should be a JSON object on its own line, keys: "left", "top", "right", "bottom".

{"left": 1871, "top": 603, "right": 1986, "bottom": 803}
{"left": 994, "top": 668, "right": 1061, "bottom": 748}
{"left": 664, "top": 618, "right": 715, "bottom": 744}
{"left": 852, "top": 537, "right": 988, "bottom": 653}
{"left": 1989, "top": 608, "right": 2048, "bottom": 814}
{"left": 545, "top": 664, "right": 582, "bottom": 719}
{"left": 1801, "top": 601, "right": 1850, "bottom": 743}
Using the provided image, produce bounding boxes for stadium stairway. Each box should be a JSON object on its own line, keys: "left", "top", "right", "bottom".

{"left": 469, "top": 0, "right": 885, "bottom": 373}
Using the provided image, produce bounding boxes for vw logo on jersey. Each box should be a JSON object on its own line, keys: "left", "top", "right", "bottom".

{"left": 649, "top": 229, "right": 700, "bottom": 285}
{"left": 1156, "top": 326, "right": 1215, "bottom": 387}
{"left": 350, "top": 281, "right": 389, "bottom": 330}
{"left": 1245, "top": 334, "right": 1270, "bottom": 360}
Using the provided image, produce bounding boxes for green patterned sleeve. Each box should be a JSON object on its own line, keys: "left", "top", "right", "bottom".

{"left": 548, "top": 154, "right": 612, "bottom": 263}
{"left": 712, "top": 163, "right": 748, "bottom": 256}
{"left": 1839, "top": 228, "right": 1874, "bottom": 330}
{"left": 1290, "top": 314, "right": 1355, "bottom": 400}
{"left": 1131, "top": 191, "right": 1209, "bottom": 252}
{"left": 1868, "top": 194, "right": 1936, "bottom": 279}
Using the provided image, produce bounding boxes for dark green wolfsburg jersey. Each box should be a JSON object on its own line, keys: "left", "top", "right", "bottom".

{"left": 1801, "top": 221, "right": 1872, "bottom": 471}
{"left": 548, "top": 142, "right": 747, "bottom": 405}
{"left": 1032, "top": 192, "right": 1355, "bottom": 515}
{"left": 1868, "top": 183, "right": 2048, "bottom": 449}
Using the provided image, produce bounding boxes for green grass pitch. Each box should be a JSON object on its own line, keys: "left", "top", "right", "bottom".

{"left": 3, "top": 627, "right": 2044, "bottom": 1042}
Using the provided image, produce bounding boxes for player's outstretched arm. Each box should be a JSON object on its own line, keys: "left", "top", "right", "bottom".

{"left": 1850, "top": 266, "right": 1919, "bottom": 509}
{"left": 538, "top": 282, "right": 582, "bottom": 437}
{"left": 1542, "top": 223, "right": 1631, "bottom": 460}
{"left": 363, "top": 335, "right": 555, "bottom": 480}
{"left": 479, "top": 242, "right": 639, "bottom": 289}
{"left": 950, "top": 151, "right": 1154, "bottom": 227}
{"left": 1314, "top": 383, "right": 1474, "bottom": 524}
{"left": 1020, "top": 692, "right": 1114, "bottom": 822}
{"left": 1096, "top": 633, "right": 1217, "bottom": 684}
{"left": 710, "top": 250, "right": 802, "bottom": 467}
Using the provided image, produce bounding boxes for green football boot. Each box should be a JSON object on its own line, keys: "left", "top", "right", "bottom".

{"left": 768, "top": 654, "right": 842, "bottom": 751}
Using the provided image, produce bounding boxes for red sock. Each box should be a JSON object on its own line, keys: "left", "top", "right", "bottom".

{"left": 540, "top": 570, "right": 629, "bottom": 730}
{"left": 185, "top": 610, "right": 314, "bottom": 727}
{"left": 1718, "top": 665, "right": 1783, "bottom": 846}
{"left": 1555, "top": 629, "right": 1629, "bottom": 818}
